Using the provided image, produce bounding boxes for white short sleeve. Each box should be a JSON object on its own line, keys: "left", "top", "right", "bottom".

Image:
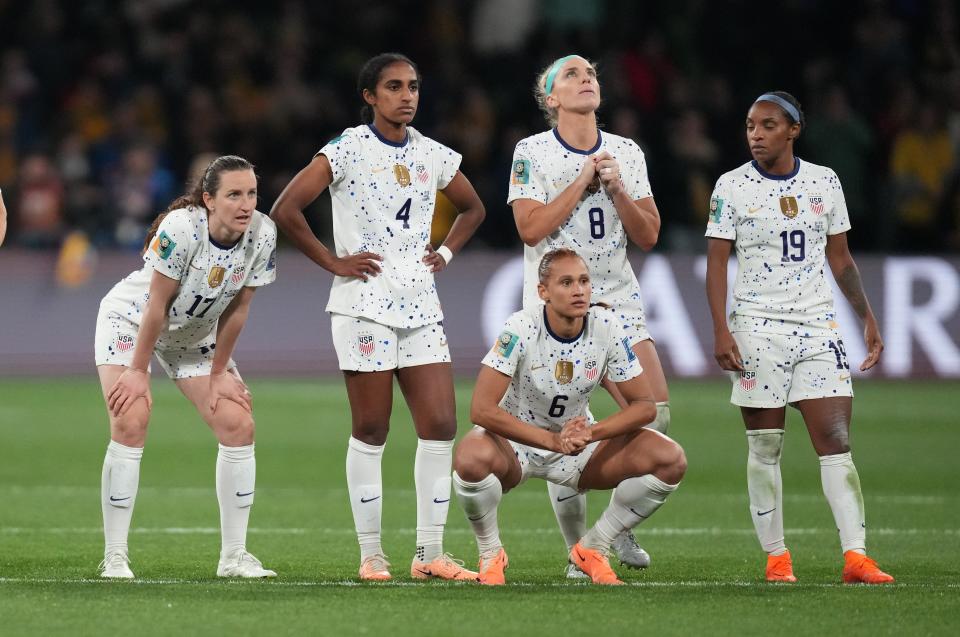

{"left": 481, "top": 313, "right": 531, "bottom": 377}
{"left": 245, "top": 216, "right": 278, "bottom": 287}
{"left": 433, "top": 140, "right": 463, "bottom": 190}
{"left": 506, "top": 141, "right": 548, "bottom": 205}
{"left": 826, "top": 169, "right": 852, "bottom": 235}
{"left": 624, "top": 141, "right": 653, "bottom": 201}
{"left": 605, "top": 322, "right": 644, "bottom": 382}
{"left": 704, "top": 176, "right": 737, "bottom": 240}
{"left": 143, "top": 212, "right": 193, "bottom": 281}
{"left": 316, "top": 130, "right": 359, "bottom": 186}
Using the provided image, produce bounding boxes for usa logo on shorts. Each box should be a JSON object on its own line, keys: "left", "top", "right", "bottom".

{"left": 740, "top": 371, "right": 757, "bottom": 392}
{"left": 358, "top": 333, "right": 375, "bottom": 357}
{"left": 584, "top": 359, "right": 599, "bottom": 381}
{"left": 809, "top": 195, "right": 825, "bottom": 216}
{"left": 116, "top": 334, "right": 134, "bottom": 352}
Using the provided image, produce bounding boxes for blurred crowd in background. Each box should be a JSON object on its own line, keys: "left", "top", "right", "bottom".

{"left": 1, "top": 0, "right": 959, "bottom": 254}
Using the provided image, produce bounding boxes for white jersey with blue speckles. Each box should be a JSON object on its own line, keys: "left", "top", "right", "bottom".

{"left": 507, "top": 129, "right": 653, "bottom": 315}
{"left": 705, "top": 158, "right": 851, "bottom": 336}
{"left": 318, "top": 124, "right": 462, "bottom": 329}
{"left": 99, "top": 206, "right": 277, "bottom": 348}
{"left": 481, "top": 306, "right": 643, "bottom": 434}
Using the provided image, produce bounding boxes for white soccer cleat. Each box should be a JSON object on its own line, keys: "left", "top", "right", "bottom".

{"left": 99, "top": 551, "right": 135, "bottom": 579}
{"left": 564, "top": 561, "right": 590, "bottom": 580}
{"left": 612, "top": 531, "right": 651, "bottom": 569}
{"left": 216, "top": 550, "right": 277, "bottom": 578}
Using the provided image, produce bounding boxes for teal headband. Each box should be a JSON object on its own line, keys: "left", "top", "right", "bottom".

{"left": 755, "top": 93, "right": 801, "bottom": 124}
{"left": 544, "top": 55, "right": 578, "bottom": 95}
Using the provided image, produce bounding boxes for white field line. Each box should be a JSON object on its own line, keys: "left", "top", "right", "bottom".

{"left": 0, "top": 576, "right": 957, "bottom": 589}
{"left": 2, "top": 526, "right": 957, "bottom": 536}
{"left": 0, "top": 486, "right": 949, "bottom": 506}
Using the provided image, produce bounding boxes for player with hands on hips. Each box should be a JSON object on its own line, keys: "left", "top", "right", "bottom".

{"left": 453, "top": 249, "right": 686, "bottom": 585}
{"left": 95, "top": 155, "right": 278, "bottom": 580}
{"left": 270, "top": 53, "right": 484, "bottom": 582}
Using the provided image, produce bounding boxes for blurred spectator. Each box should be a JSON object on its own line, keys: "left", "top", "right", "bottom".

{"left": 661, "top": 108, "right": 719, "bottom": 251}
{"left": 108, "top": 143, "right": 175, "bottom": 248}
{"left": 15, "top": 154, "right": 64, "bottom": 248}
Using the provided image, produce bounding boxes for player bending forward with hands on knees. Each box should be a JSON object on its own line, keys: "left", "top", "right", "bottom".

{"left": 452, "top": 249, "right": 686, "bottom": 585}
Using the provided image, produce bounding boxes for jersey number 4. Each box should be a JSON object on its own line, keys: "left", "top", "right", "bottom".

{"left": 396, "top": 198, "right": 412, "bottom": 229}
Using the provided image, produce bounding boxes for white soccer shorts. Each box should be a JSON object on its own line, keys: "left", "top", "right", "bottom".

{"left": 330, "top": 313, "right": 451, "bottom": 372}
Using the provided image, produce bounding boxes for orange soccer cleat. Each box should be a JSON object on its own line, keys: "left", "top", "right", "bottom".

{"left": 410, "top": 553, "right": 479, "bottom": 581}
{"left": 570, "top": 542, "right": 624, "bottom": 585}
{"left": 842, "top": 551, "right": 895, "bottom": 585}
{"left": 358, "top": 554, "right": 392, "bottom": 581}
{"left": 478, "top": 548, "right": 509, "bottom": 586}
{"left": 765, "top": 550, "right": 798, "bottom": 583}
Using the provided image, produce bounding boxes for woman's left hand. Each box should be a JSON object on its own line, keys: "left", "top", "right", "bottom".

{"left": 593, "top": 152, "right": 623, "bottom": 196}
{"left": 209, "top": 371, "right": 253, "bottom": 413}
{"left": 422, "top": 244, "right": 448, "bottom": 273}
{"left": 860, "top": 318, "right": 884, "bottom": 371}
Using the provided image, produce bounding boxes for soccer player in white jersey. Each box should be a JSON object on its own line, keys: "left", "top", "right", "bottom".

{"left": 508, "top": 55, "right": 669, "bottom": 577}
{"left": 452, "top": 248, "right": 685, "bottom": 585}
{"left": 270, "top": 53, "right": 485, "bottom": 582}
{"left": 706, "top": 91, "right": 893, "bottom": 584}
{"left": 95, "top": 155, "right": 278, "bottom": 579}
{"left": 0, "top": 187, "right": 7, "bottom": 246}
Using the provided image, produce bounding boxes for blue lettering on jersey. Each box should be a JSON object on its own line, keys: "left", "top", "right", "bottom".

{"left": 266, "top": 248, "right": 276, "bottom": 271}
{"left": 622, "top": 337, "right": 637, "bottom": 361}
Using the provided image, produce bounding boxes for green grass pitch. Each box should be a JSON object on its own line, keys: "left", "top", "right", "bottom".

{"left": 0, "top": 377, "right": 957, "bottom": 635}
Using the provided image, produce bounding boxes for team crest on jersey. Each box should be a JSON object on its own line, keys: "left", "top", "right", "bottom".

{"left": 494, "top": 331, "right": 519, "bottom": 358}
{"left": 415, "top": 162, "right": 429, "bottom": 184}
{"left": 739, "top": 371, "right": 757, "bottom": 392}
{"left": 230, "top": 265, "right": 246, "bottom": 285}
{"left": 622, "top": 337, "right": 637, "bottom": 361}
{"left": 779, "top": 196, "right": 799, "bottom": 219}
{"left": 208, "top": 266, "right": 226, "bottom": 288}
{"left": 809, "top": 195, "right": 825, "bottom": 216}
{"left": 357, "top": 333, "right": 375, "bottom": 357}
{"left": 115, "top": 334, "right": 134, "bottom": 352}
{"left": 709, "top": 196, "right": 724, "bottom": 223}
{"left": 394, "top": 164, "right": 411, "bottom": 187}
{"left": 584, "top": 359, "right": 599, "bottom": 381}
{"left": 152, "top": 231, "right": 175, "bottom": 260}
{"left": 511, "top": 159, "right": 530, "bottom": 185}
{"left": 555, "top": 360, "right": 574, "bottom": 384}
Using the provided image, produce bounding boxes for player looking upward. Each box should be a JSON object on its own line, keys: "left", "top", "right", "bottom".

{"left": 270, "top": 53, "right": 485, "bottom": 582}
{"left": 705, "top": 91, "right": 893, "bottom": 584}
{"left": 508, "top": 54, "right": 670, "bottom": 576}
{"left": 96, "top": 155, "right": 277, "bottom": 579}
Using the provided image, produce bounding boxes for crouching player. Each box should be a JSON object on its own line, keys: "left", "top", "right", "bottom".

{"left": 452, "top": 249, "right": 686, "bottom": 585}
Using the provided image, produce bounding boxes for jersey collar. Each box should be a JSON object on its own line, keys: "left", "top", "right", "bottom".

{"left": 552, "top": 128, "right": 602, "bottom": 155}
{"left": 543, "top": 306, "right": 587, "bottom": 343}
{"left": 751, "top": 157, "right": 801, "bottom": 181}
{"left": 367, "top": 123, "right": 409, "bottom": 148}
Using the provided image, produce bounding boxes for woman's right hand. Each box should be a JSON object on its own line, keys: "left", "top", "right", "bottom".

{"left": 714, "top": 328, "right": 745, "bottom": 371}
{"left": 553, "top": 416, "right": 591, "bottom": 455}
{"left": 107, "top": 368, "right": 152, "bottom": 417}
{"left": 577, "top": 156, "right": 600, "bottom": 193}
{"left": 331, "top": 252, "right": 383, "bottom": 281}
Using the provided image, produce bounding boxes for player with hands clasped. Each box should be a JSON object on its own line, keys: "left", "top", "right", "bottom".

{"left": 95, "top": 155, "right": 278, "bottom": 579}
{"left": 453, "top": 249, "right": 686, "bottom": 585}
{"left": 705, "top": 91, "right": 892, "bottom": 584}
{"left": 508, "top": 55, "right": 670, "bottom": 576}
{"left": 270, "top": 53, "right": 484, "bottom": 582}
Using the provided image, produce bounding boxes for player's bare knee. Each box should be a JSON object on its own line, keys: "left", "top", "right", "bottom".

{"left": 216, "top": 412, "right": 255, "bottom": 447}
{"left": 417, "top": 417, "right": 457, "bottom": 442}
{"left": 453, "top": 436, "right": 497, "bottom": 482}
{"left": 111, "top": 411, "right": 149, "bottom": 447}
{"left": 352, "top": 420, "right": 389, "bottom": 446}
{"left": 655, "top": 440, "right": 686, "bottom": 484}
{"left": 816, "top": 421, "right": 850, "bottom": 455}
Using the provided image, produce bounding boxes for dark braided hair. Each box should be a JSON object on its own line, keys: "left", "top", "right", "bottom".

{"left": 142, "top": 155, "right": 255, "bottom": 253}
{"left": 357, "top": 53, "right": 420, "bottom": 124}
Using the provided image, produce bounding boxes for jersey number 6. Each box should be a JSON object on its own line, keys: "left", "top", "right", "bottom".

{"left": 549, "top": 394, "right": 569, "bottom": 418}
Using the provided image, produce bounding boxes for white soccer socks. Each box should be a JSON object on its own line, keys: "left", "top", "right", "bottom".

{"left": 746, "top": 429, "right": 787, "bottom": 556}
{"left": 581, "top": 474, "right": 678, "bottom": 550}
{"left": 216, "top": 443, "right": 256, "bottom": 559}
{"left": 819, "top": 451, "right": 867, "bottom": 555}
{"left": 101, "top": 440, "right": 143, "bottom": 558}
{"left": 346, "top": 436, "right": 385, "bottom": 560}
{"left": 414, "top": 438, "right": 454, "bottom": 563}
{"left": 547, "top": 482, "right": 587, "bottom": 552}
{"left": 453, "top": 471, "right": 503, "bottom": 558}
